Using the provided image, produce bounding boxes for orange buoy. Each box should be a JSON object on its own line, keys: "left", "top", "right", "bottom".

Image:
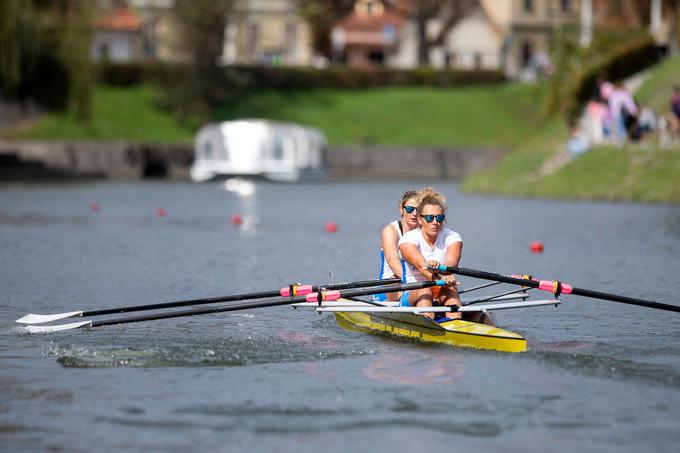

{"left": 231, "top": 214, "right": 243, "bottom": 226}
{"left": 155, "top": 208, "right": 167, "bottom": 218}
{"left": 325, "top": 221, "right": 338, "bottom": 233}
{"left": 89, "top": 202, "right": 100, "bottom": 213}
{"left": 530, "top": 241, "right": 544, "bottom": 254}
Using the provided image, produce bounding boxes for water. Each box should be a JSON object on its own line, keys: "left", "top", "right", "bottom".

{"left": 1, "top": 180, "right": 679, "bottom": 452}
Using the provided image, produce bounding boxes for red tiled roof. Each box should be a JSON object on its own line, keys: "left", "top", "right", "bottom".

{"left": 93, "top": 8, "right": 141, "bottom": 32}
{"left": 337, "top": 9, "right": 404, "bottom": 33}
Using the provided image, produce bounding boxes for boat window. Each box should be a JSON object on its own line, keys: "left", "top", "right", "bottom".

{"left": 273, "top": 133, "right": 284, "bottom": 160}
{"left": 203, "top": 141, "right": 212, "bottom": 159}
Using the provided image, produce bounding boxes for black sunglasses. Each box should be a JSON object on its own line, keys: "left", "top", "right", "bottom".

{"left": 403, "top": 205, "right": 417, "bottom": 214}
{"left": 421, "top": 214, "right": 446, "bottom": 223}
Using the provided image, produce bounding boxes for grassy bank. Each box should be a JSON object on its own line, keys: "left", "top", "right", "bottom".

{"left": 215, "top": 84, "right": 544, "bottom": 147}
{"left": 463, "top": 55, "right": 680, "bottom": 204}
{"left": 3, "top": 85, "right": 194, "bottom": 143}
{"left": 6, "top": 83, "right": 546, "bottom": 148}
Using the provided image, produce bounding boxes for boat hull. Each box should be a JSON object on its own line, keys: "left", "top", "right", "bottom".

{"left": 333, "top": 310, "right": 526, "bottom": 353}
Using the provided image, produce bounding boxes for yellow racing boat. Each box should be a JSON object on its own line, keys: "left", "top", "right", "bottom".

{"left": 333, "top": 308, "right": 527, "bottom": 353}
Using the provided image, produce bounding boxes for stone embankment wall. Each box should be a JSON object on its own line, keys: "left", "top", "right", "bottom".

{"left": 0, "top": 141, "right": 504, "bottom": 181}
{"left": 325, "top": 146, "right": 504, "bottom": 180}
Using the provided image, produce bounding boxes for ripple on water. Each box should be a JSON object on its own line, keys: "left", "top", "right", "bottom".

{"left": 48, "top": 336, "right": 376, "bottom": 368}
{"left": 529, "top": 341, "right": 680, "bottom": 388}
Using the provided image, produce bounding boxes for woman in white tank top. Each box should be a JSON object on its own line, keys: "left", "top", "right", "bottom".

{"left": 376, "top": 190, "right": 420, "bottom": 301}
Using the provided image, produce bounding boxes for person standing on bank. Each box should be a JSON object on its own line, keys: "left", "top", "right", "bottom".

{"left": 398, "top": 188, "right": 462, "bottom": 319}
{"left": 376, "top": 189, "right": 420, "bottom": 301}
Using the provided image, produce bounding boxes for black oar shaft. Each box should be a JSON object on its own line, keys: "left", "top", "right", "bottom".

{"left": 82, "top": 278, "right": 401, "bottom": 317}
{"left": 440, "top": 266, "right": 680, "bottom": 313}
{"left": 89, "top": 280, "right": 439, "bottom": 328}
{"left": 569, "top": 286, "right": 680, "bottom": 313}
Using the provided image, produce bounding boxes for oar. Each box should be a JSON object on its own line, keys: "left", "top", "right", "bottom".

{"left": 16, "top": 277, "right": 402, "bottom": 325}
{"left": 432, "top": 265, "right": 680, "bottom": 313}
{"left": 22, "top": 280, "right": 447, "bottom": 334}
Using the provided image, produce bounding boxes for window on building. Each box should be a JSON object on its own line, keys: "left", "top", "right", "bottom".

{"left": 98, "top": 43, "right": 110, "bottom": 61}
{"left": 356, "top": 0, "right": 384, "bottom": 17}
{"left": 560, "top": 0, "right": 571, "bottom": 13}
{"left": 368, "top": 50, "right": 384, "bottom": 64}
{"left": 521, "top": 40, "right": 533, "bottom": 68}
{"left": 285, "top": 22, "right": 297, "bottom": 58}
{"left": 445, "top": 51, "right": 456, "bottom": 69}
{"left": 474, "top": 53, "right": 483, "bottom": 69}
{"left": 248, "top": 22, "right": 259, "bottom": 55}
{"left": 523, "top": 0, "right": 534, "bottom": 13}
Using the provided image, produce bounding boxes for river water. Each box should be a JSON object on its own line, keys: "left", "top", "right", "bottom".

{"left": 1, "top": 180, "right": 679, "bottom": 452}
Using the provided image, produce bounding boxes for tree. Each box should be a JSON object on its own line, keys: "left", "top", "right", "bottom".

{"left": 296, "top": 0, "right": 355, "bottom": 59}
{"left": 164, "top": 0, "right": 234, "bottom": 121}
{"left": 0, "top": 0, "right": 94, "bottom": 119}
{"left": 395, "top": 0, "right": 478, "bottom": 65}
{"left": 0, "top": 0, "right": 38, "bottom": 100}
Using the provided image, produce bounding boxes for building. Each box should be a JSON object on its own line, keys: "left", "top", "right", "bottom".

{"left": 333, "top": 0, "right": 677, "bottom": 79}
{"left": 91, "top": 0, "right": 187, "bottom": 63}
{"left": 91, "top": 7, "right": 145, "bottom": 62}
{"left": 220, "top": 0, "right": 314, "bottom": 66}
{"left": 331, "top": 0, "right": 406, "bottom": 68}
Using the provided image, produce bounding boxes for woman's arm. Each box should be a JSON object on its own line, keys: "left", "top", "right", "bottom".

{"left": 444, "top": 241, "right": 463, "bottom": 268}
{"left": 399, "top": 242, "right": 438, "bottom": 281}
{"left": 381, "top": 224, "right": 403, "bottom": 278}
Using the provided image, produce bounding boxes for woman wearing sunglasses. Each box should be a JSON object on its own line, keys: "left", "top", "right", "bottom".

{"left": 376, "top": 189, "right": 420, "bottom": 301}
{"left": 398, "top": 188, "right": 462, "bottom": 319}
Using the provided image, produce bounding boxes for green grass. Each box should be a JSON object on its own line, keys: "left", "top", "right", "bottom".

{"left": 5, "top": 85, "right": 194, "bottom": 143}
{"left": 461, "top": 119, "right": 567, "bottom": 194}
{"left": 214, "top": 84, "right": 546, "bottom": 147}
{"left": 635, "top": 54, "right": 680, "bottom": 113}
{"left": 463, "top": 54, "right": 680, "bottom": 204}
{"left": 7, "top": 82, "right": 547, "bottom": 148}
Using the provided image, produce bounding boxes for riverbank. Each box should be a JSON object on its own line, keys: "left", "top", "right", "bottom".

{"left": 462, "top": 55, "right": 680, "bottom": 204}
{"left": 0, "top": 140, "right": 503, "bottom": 182}
{"left": 3, "top": 65, "right": 679, "bottom": 202}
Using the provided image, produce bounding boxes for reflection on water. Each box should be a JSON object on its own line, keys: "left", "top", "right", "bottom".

{"left": 362, "top": 351, "right": 464, "bottom": 385}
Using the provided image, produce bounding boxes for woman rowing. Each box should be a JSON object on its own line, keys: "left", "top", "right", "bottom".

{"left": 375, "top": 189, "right": 420, "bottom": 301}
{"left": 398, "top": 188, "right": 462, "bottom": 319}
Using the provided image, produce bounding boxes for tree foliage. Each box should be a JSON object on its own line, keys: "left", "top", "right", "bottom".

{"left": 296, "top": 0, "right": 355, "bottom": 58}
{"left": 160, "top": 0, "right": 234, "bottom": 122}
{"left": 0, "top": 0, "right": 94, "bottom": 119}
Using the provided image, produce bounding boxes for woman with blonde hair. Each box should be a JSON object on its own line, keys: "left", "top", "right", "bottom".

{"left": 398, "top": 188, "right": 462, "bottom": 319}
{"left": 374, "top": 189, "right": 420, "bottom": 301}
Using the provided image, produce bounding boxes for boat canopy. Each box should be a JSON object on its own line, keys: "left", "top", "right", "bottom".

{"left": 190, "top": 119, "right": 326, "bottom": 182}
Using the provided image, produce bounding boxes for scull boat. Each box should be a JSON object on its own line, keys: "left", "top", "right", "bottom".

{"left": 334, "top": 310, "right": 527, "bottom": 353}
{"left": 292, "top": 295, "right": 560, "bottom": 353}
{"left": 14, "top": 266, "right": 680, "bottom": 352}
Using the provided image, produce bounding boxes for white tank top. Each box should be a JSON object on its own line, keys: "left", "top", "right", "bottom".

{"left": 398, "top": 228, "right": 463, "bottom": 282}
{"left": 379, "top": 220, "right": 404, "bottom": 280}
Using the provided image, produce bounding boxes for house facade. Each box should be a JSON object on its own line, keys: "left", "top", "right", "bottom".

{"left": 92, "top": 0, "right": 187, "bottom": 63}
{"left": 91, "top": 7, "right": 145, "bottom": 62}
{"left": 220, "top": 0, "right": 314, "bottom": 66}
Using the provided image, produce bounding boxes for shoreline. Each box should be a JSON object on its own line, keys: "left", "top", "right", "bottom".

{"left": 0, "top": 140, "right": 504, "bottom": 183}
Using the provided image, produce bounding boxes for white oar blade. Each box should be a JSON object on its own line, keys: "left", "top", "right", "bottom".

{"left": 15, "top": 311, "right": 84, "bottom": 325}
{"left": 24, "top": 320, "right": 92, "bottom": 334}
